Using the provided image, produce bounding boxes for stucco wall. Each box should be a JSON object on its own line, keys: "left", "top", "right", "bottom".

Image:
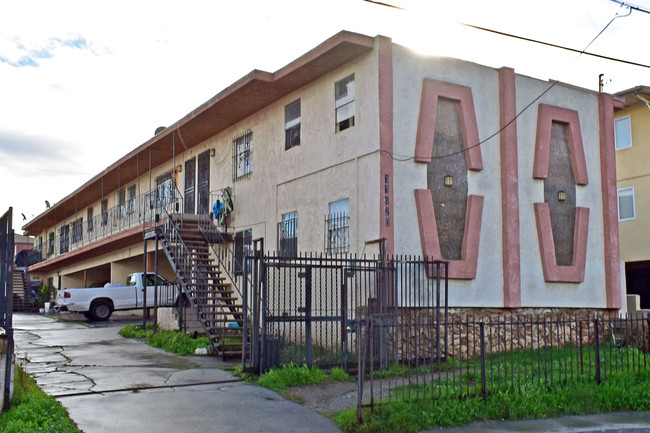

{"left": 391, "top": 44, "right": 611, "bottom": 309}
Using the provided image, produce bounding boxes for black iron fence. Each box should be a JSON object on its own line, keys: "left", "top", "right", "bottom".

{"left": 355, "top": 311, "right": 650, "bottom": 419}
{"left": 242, "top": 254, "right": 448, "bottom": 374}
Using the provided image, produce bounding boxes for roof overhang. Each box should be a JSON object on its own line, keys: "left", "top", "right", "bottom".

{"left": 613, "top": 85, "right": 650, "bottom": 109}
{"left": 23, "top": 31, "right": 376, "bottom": 236}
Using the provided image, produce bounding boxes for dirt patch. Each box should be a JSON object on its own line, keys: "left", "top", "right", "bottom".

{"left": 286, "top": 381, "right": 359, "bottom": 415}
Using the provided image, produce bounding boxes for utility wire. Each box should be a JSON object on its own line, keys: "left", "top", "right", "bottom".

{"left": 0, "top": 163, "right": 91, "bottom": 176}
{"left": 462, "top": 21, "right": 648, "bottom": 70}
{"left": 362, "top": 0, "right": 405, "bottom": 10}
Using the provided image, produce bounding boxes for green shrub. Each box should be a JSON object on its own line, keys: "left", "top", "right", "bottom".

{"left": 0, "top": 366, "right": 81, "bottom": 433}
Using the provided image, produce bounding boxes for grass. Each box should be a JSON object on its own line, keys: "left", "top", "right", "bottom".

{"left": 254, "top": 363, "right": 352, "bottom": 393}
{"left": 332, "top": 341, "right": 650, "bottom": 433}
{"left": 334, "top": 371, "right": 650, "bottom": 433}
{"left": 119, "top": 324, "right": 211, "bottom": 355}
{"left": 0, "top": 365, "right": 82, "bottom": 433}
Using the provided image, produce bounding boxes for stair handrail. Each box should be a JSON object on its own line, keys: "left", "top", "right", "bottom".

{"left": 157, "top": 205, "right": 217, "bottom": 344}
{"left": 195, "top": 211, "right": 253, "bottom": 301}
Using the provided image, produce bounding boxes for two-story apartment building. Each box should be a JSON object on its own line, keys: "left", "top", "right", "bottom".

{"left": 614, "top": 85, "right": 650, "bottom": 309}
{"left": 23, "top": 31, "right": 623, "bottom": 323}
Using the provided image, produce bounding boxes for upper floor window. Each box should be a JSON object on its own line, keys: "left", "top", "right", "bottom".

{"left": 326, "top": 199, "right": 350, "bottom": 254}
{"left": 71, "top": 218, "right": 83, "bottom": 244}
{"left": 127, "top": 185, "right": 137, "bottom": 214}
{"left": 101, "top": 199, "right": 108, "bottom": 226}
{"left": 615, "top": 116, "right": 632, "bottom": 150}
{"left": 60, "top": 224, "right": 70, "bottom": 254}
{"left": 618, "top": 186, "right": 635, "bottom": 221}
{"left": 285, "top": 99, "right": 301, "bottom": 150}
{"left": 233, "top": 130, "right": 253, "bottom": 180}
{"left": 87, "top": 207, "right": 94, "bottom": 233}
{"left": 335, "top": 74, "right": 355, "bottom": 132}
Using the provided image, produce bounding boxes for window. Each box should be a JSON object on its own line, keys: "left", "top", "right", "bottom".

{"left": 335, "top": 74, "right": 355, "bottom": 132}
{"left": 47, "top": 232, "right": 54, "bottom": 256}
{"left": 59, "top": 224, "right": 70, "bottom": 254}
{"left": 101, "top": 199, "right": 108, "bottom": 226}
{"left": 615, "top": 116, "right": 632, "bottom": 150}
{"left": 326, "top": 199, "right": 350, "bottom": 254}
{"left": 127, "top": 185, "right": 136, "bottom": 214}
{"left": 87, "top": 207, "right": 94, "bottom": 232}
{"left": 285, "top": 99, "right": 301, "bottom": 150}
{"left": 234, "top": 228, "right": 253, "bottom": 275}
{"left": 618, "top": 187, "right": 636, "bottom": 221}
{"left": 118, "top": 188, "right": 126, "bottom": 218}
{"left": 155, "top": 172, "right": 173, "bottom": 207}
{"left": 71, "top": 218, "right": 83, "bottom": 244}
{"left": 278, "top": 212, "right": 298, "bottom": 257}
{"left": 233, "top": 130, "right": 253, "bottom": 180}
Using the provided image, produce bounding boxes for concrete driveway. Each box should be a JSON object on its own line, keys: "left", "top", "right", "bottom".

{"left": 13, "top": 312, "right": 341, "bottom": 433}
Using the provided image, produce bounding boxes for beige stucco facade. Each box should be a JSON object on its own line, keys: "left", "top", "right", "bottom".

{"left": 23, "top": 31, "right": 622, "bottom": 312}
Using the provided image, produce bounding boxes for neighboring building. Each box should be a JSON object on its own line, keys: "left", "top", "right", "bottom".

{"left": 614, "top": 85, "right": 650, "bottom": 309}
{"left": 23, "top": 31, "right": 622, "bottom": 325}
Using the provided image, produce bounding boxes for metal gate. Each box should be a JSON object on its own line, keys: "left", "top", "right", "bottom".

{"left": 241, "top": 252, "right": 449, "bottom": 374}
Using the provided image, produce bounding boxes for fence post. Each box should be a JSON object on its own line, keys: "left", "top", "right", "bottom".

{"left": 594, "top": 318, "right": 601, "bottom": 384}
{"left": 480, "top": 321, "right": 487, "bottom": 399}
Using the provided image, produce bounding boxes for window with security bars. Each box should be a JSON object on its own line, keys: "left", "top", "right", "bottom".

{"left": 325, "top": 199, "right": 349, "bottom": 254}
{"left": 48, "top": 232, "right": 54, "bottom": 256}
{"left": 234, "top": 228, "right": 253, "bottom": 275}
{"left": 87, "top": 207, "right": 94, "bottom": 233}
{"left": 335, "top": 74, "right": 355, "bottom": 132}
{"left": 285, "top": 99, "right": 301, "bottom": 150}
{"left": 278, "top": 212, "right": 298, "bottom": 257}
{"left": 71, "top": 218, "right": 83, "bottom": 244}
{"left": 60, "top": 224, "right": 70, "bottom": 253}
{"left": 233, "top": 130, "right": 253, "bottom": 180}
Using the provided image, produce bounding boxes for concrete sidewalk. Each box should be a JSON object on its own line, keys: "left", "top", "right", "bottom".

{"left": 13, "top": 312, "right": 341, "bottom": 433}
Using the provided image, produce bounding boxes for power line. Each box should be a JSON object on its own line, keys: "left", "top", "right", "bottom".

{"left": 462, "top": 23, "right": 649, "bottom": 70}
{"left": 362, "top": 0, "right": 405, "bottom": 10}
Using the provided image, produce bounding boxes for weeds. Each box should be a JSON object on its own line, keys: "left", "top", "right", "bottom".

{"left": 0, "top": 365, "right": 82, "bottom": 433}
{"left": 119, "top": 324, "right": 210, "bottom": 355}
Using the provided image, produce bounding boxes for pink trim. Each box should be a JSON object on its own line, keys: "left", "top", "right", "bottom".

{"left": 414, "top": 79, "right": 483, "bottom": 170}
{"left": 598, "top": 94, "right": 622, "bottom": 309}
{"left": 499, "top": 67, "right": 521, "bottom": 308}
{"left": 415, "top": 190, "right": 483, "bottom": 279}
{"left": 534, "top": 203, "right": 589, "bottom": 282}
{"left": 533, "top": 104, "right": 589, "bottom": 185}
{"left": 378, "top": 36, "right": 394, "bottom": 255}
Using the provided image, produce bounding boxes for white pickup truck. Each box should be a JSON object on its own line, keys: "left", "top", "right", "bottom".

{"left": 56, "top": 272, "right": 179, "bottom": 321}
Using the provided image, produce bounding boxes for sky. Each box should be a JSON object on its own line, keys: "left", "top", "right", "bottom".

{"left": 1, "top": 0, "right": 649, "bottom": 233}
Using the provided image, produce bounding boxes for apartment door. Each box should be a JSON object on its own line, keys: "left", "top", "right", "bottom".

{"left": 184, "top": 157, "right": 196, "bottom": 214}
{"left": 197, "top": 150, "right": 210, "bottom": 215}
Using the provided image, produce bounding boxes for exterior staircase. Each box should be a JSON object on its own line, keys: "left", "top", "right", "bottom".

{"left": 157, "top": 213, "right": 245, "bottom": 360}
{"left": 12, "top": 268, "right": 38, "bottom": 312}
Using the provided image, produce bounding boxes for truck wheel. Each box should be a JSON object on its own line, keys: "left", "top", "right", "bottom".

{"left": 89, "top": 300, "right": 113, "bottom": 321}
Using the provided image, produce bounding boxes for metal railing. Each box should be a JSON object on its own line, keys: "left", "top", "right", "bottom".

{"left": 30, "top": 180, "right": 177, "bottom": 264}
{"left": 356, "top": 311, "right": 650, "bottom": 420}
{"left": 243, "top": 253, "right": 449, "bottom": 374}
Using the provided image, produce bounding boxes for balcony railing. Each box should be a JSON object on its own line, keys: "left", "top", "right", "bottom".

{"left": 30, "top": 180, "right": 180, "bottom": 265}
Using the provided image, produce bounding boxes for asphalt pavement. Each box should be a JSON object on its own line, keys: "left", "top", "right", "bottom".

{"left": 12, "top": 312, "right": 341, "bottom": 433}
